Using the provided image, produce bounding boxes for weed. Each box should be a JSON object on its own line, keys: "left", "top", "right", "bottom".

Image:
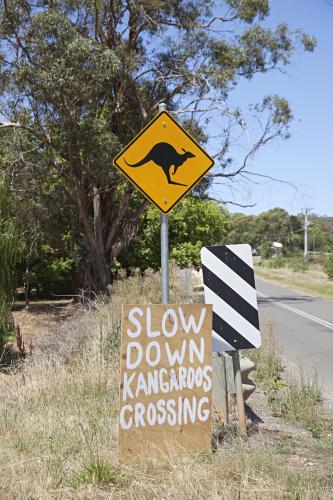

{"left": 307, "top": 418, "right": 324, "bottom": 439}
{"left": 268, "top": 370, "right": 324, "bottom": 438}
{"left": 290, "top": 262, "right": 308, "bottom": 273}
{"left": 248, "top": 320, "right": 325, "bottom": 439}
{"left": 262, "top": 256, "right": 287, "bottom": 269}
{"left": 72, "top": 458, "right": 122, "bottom": 486}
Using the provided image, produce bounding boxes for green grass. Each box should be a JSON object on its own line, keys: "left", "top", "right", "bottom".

{"left": 72, "top": 458, "right": 123, "bottom": 487}
{"left": 260, "top": 256, "right": 288, "bottom": 269}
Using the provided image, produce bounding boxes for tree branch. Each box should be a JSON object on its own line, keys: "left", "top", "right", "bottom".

{"left": 199, "top": 15, "right": 238, "bottom": 29}
{"left": 0, "top": 121, "right": 51, "bottom": 145}
{"left": 207, "top": 195, "right": 256, "bottom": 209}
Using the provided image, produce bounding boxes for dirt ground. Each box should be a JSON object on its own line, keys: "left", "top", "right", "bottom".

{"left": 11, "top": 300, "right": 76, "bottom": 349}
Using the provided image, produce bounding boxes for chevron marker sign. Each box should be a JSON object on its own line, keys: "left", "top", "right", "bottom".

{"left": 201, "top": 244, "right": 261, "bottom": 352}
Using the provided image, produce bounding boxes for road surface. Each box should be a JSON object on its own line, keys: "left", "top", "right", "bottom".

{"left": 256, "top": 279, "right": 333, "bottom": 401}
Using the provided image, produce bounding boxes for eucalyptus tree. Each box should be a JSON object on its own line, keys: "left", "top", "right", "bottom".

{"left": 0, "top": 1, "right": 315, "bottom": 292}
{"left": 0, "top": 178, "right": 20, "bottom": 352}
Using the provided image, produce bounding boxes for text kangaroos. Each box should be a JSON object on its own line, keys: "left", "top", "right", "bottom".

{"left": 124, "top": 142, "right": 195, "bottom": 186}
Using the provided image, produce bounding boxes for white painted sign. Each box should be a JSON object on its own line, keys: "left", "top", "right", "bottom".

{"left": 118, "top": 304, "right": 212, "bottom": 459}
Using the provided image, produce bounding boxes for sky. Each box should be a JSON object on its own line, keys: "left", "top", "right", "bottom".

{"left": 214, "top": 0, "right": 333, "bottom": 216}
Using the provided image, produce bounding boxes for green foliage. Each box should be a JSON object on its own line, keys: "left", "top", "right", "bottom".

{"left": 30, "top": 256, "right": 75, "bottom": 297}
{"left": 119, "top": 198, "right": 229, "bottom": 269}
{"left": 72, "top": 458, "right": 122, "bottom": 486}
{"left": 0, "top": 179, "right": 21, "bottom": 350}
{"left": 261, "top": 256, "right": 286, "bottom": 269}
{"left": 229, "top": 208, "right": 294, "bottom": 254}
{"left": 0, "top": 1, "right": 316, "bottom": 292}
{"left": 229, "top": 208, "right": 333, "bottom": 257}
{"left": 290, "top": 262, "right": 308, "bottom": 273}
{"left": 170, "top": 241, "right": 203, "bottom": 268}
{"left": 13, "top": 232, "right": 77, "bottom": 298}
{"left": 324, "top": 254, "right": 333, "bottom": 280}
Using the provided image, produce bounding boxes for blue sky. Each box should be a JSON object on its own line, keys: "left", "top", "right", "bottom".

{"left": 215, "top": 0, "right": 332, "bottom": 216}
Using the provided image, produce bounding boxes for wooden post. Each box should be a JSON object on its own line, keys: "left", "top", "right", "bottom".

{"left": 220, "top": 353, "right": 229, "bottom": 424}
{"left": 231, "top": 350, "right": 247, "bottom": 437}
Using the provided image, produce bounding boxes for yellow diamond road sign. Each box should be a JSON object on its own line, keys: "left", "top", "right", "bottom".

{"left": 113, "top": 111, "right": 214, "bottom": 213}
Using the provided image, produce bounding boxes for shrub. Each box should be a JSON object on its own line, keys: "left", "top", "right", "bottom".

{"left": 0, "top": 179, "right": 21, "bottom": 353}
{"left": 262, "top": 256, "right": 286, "bottom": 269}
{"left": 290, "top": 262, "right": 308, "bottom": 273}
{"left": 324, "top": 254, "right": 333, "bottom": 280}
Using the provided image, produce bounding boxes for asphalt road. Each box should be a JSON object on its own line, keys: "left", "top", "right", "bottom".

{"left": 256, "top": 279, "right": 333, "bottom": 401}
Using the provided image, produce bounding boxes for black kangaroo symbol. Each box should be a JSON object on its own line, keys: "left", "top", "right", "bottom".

{"left": 124, "top": 142, "right": 195, "bottom": 186}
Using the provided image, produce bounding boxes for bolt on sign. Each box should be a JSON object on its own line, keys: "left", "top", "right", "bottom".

{"left": 119, "top": 304, "right": 212, "bottom": 459}
{"left": 113, "top": 111, "right": 214, "bottom": 213}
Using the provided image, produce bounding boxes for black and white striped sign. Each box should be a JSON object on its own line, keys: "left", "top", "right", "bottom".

{"left": 201, "top": 244, "right": 261, "bottom": 352}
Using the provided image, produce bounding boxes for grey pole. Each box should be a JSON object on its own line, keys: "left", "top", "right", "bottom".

{"left": 159, "top": 102, "right": 169, "bottom": 304}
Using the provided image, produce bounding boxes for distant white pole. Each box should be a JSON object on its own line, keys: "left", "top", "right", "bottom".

{"left": 159, "top": 102, "right": 169, "bottom": 304}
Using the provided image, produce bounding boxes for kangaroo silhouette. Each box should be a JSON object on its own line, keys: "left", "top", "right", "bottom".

{"left": 124, "top": 142, "right": 195, "bottom": 186}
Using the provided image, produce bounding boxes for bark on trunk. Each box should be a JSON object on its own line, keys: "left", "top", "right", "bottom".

{"left": 93, "top": 185, "right": 110, "bottom": 293}
{"left": 24, "top": 259, "right": 30, "bottom": 309}
{"left": 75, "top": 183, "right": 110, "bottom": 293}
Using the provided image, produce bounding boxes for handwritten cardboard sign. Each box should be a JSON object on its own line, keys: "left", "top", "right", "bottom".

{"left": 118, "top": 304, "right": 212, "bottom": 459}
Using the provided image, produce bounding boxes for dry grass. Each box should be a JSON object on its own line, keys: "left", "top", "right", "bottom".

{"left": 0, "top": 268, "right": 332, "bottom": 499}
{"left": 255, "top": 263, "right": 333, "bottom": 300}
{"left": 247, "top": 319, "right": 284, "bottom": 391}
{"left": 248, "top": 320, "right": 328, "bottom": 439}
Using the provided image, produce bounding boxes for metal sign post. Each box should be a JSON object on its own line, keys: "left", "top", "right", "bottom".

{"left": 159, "top": 103, "right": 169, "bottom": 304}
{"left": 161, "top": 213, "right": 169, "bottom": 303}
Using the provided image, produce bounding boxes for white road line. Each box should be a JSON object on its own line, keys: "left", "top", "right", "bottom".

{"left": 257, "top": 290, "right": 333, "bottom": 331}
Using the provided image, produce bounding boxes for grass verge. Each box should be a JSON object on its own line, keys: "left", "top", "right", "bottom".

{"left": 248, "top": 319, "right": 329, "bottom": 439}
{"left": 255, "top": 266, "right": 333, "bottom": 300}
{"left": 0, "top": 268, "right": 331, "bottom": 498}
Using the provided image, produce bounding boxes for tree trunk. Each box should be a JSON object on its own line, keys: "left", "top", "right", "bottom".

{"left": 74, "top": 183, "right": 110, "bottom": 294}
{"left": 24, "top": 258, "right": 30, "bottom": 309}
{"left": 93, "top": 185, "right": 110, "bottom": 293}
